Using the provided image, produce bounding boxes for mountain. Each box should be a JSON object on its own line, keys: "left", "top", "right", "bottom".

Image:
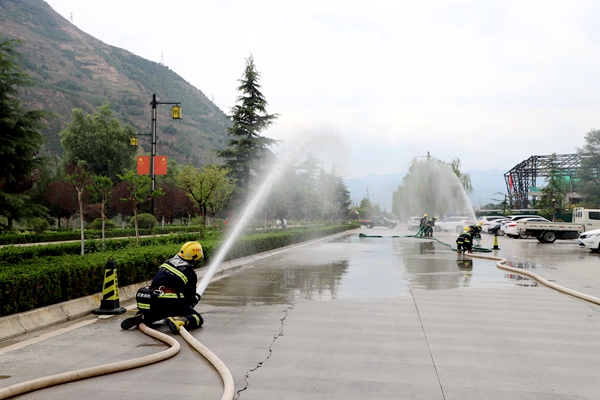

{"left": 467, "top": 169, "right": 508, "bottom": 210}
{"left": 344, "top": 169, "right": 508, "bottom": 213}
{"left": 0, "top": 0, "right": 229, "bottom": 167}
{"left": 345, "top": 172, "right": 405, "bottom": 210}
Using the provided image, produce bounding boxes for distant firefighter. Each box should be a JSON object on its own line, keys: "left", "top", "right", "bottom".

{"left": 456, "top": 227, "right": 473, "bottom": 253}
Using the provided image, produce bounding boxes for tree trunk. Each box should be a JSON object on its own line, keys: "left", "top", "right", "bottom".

{"left": 134, "top": 203, "right": 140, "bottom": 246}
{"left": 77, "top": 189, "right": 85, "bottom": 256}
{"left": 101, "top": 199, "right": 106, "bottom": 250}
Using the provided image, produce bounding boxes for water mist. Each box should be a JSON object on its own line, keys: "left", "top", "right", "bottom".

{"left": 196, "top": 132, "right": 350, "bottom": 296}
{"left": 397, "top": 160, "right": 476, "bottom": 222}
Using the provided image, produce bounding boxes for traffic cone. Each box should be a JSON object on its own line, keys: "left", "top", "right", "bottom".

{"left": 493, "top": 234, "right": 500, "bottom": 250}
{"left": 93, "top": 257, "right": 126, "bottom": 315}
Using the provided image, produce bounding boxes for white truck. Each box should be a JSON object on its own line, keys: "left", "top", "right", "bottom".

{"left": 516, "top": 207, "right": 600, "bottom": 243}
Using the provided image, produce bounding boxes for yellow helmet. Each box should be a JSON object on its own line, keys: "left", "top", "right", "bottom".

{"left": 463, "top": 227, "right": 471, "bottom": 232}
{"left": 424, "top": 213, "right": 428, "bottom": 217}
{"left": 477, "top": 221, "right": 483, "bottom": 226}
{"left": 179, "top": 241, "right": 203, "bottom": 261}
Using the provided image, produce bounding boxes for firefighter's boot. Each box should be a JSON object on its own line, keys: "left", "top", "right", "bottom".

{"left": 121, "top": 314, "right": 144, "bottom": 330}
{"left": 167, "top": 316, "right": 189, "bottom": 334}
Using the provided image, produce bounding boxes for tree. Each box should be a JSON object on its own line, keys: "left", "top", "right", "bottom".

{"left": 117, "top": 170, "right": 163, "bottom": 245}
{"left": 205, "top": 169, "right": 235, "bottom": 227}
{"left": 66, "top": 164, "right": 93, "bottom": 255}
{"left": 217, "top": 54, "right": 279, "bottom": 199}
{"left": 46, "top": 178, "right": 79, "bottom": 228}
{"left": 60, "top": 102, "right": 137, "bottom": 183}
{"left": 0, "top": 38, "right": 52, "bottom": 230}
{"left": 92, "top": 175, "right": 113, "bottom": 249}
{"left": 176, "top": 163, "right": 234, "bottom": 230}
{"left": 577, "top": 129, "right": 600, "bottom": 207}
{"left": 110, "top": 181, "right": 134, "bottom": 229}
{"left": 155, "top": 183, "right": 196, "bottom": 226}
{"left": 449, "top": 157, "right": 472, "bottom": 194}
{"left": 535, "top": 154, "right": 567, "bottom": 221}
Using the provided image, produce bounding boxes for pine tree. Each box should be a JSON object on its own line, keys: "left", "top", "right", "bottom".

{"left": 217, "top": 54, "right": 278, "bottom": 198}
{"left": 0, "top": 38, "right": 52, "bottom": 230}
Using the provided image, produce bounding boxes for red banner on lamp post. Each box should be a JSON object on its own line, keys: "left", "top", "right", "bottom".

{"left": 137, "top": 155, "right": 168, "bottom": 175}
{"left": 137, "top": 156, "right": 150, "bottom": 175}
{"left": 154, "top": 156, "right": 168, "bottom": 175}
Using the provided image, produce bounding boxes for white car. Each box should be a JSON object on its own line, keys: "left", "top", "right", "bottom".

{"left": 503, "top": 216, "right": 550, "bottom": 239}
{"left": 499, "top": 215, "right": 540, "bottom": 236}
{"left": 477, "top": 216, "right": 505, "bottom": 233}
{"left": 437, "top": 216, "right": 474, "bottom": 233}
{"left": 578, "top": 228, "right": 600, "bottom": 251}
{"left": 407, "top": 216, "right": 422, "bottom": 230}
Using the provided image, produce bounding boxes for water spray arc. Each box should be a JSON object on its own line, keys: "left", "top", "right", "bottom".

{"left": 196, "top": 133, "right": 341, "bottom": 296}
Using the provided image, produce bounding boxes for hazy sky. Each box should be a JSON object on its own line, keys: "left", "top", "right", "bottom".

{"left": 44, "top": 0, "right": 600, "bottom": 179}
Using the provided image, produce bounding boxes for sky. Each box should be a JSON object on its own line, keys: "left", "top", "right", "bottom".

{"left": 43, "top": 0, "right": 600, "bottom": 179}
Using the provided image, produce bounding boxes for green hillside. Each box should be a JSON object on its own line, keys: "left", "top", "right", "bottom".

{"left": 0, "top": 0, "right": 230, "bottom": 167}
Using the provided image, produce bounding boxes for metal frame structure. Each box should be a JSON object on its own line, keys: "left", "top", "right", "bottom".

{"left": 504, "top": 154, "right": 582, "bottom": 208}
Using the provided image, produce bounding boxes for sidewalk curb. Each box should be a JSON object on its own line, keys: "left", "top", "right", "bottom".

{"left": 0, "top": 230, "right": 356, "bottom": 342}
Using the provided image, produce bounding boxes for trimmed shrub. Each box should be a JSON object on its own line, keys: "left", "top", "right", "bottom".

{"left": 137, "top": 213, "right": 157, "bottom": 229}
{"left": 91, "top": 219, "right": 117, "bottom": 230}
{"left": 27, "top": 218, "right": 49, "bottom": 234}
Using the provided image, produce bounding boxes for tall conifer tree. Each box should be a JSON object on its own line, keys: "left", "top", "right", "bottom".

{"left": 0, "top": 38, "right": 51, "bottom": 229}
{"left": 218, "top": 54, "right": 278, "bottom": 199}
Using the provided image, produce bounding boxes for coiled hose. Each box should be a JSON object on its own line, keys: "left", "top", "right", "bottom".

{"left": 0, "top": 323, "right": 235, "bottom": 400}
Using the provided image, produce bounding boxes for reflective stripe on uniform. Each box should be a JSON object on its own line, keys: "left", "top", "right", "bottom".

{"left": 159, "top": 263, "right": 188, "bottom": 284}
{"left": 157, "top": 293, "right": 180, "bottom": 299}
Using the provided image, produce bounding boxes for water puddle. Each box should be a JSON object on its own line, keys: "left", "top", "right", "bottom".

{"left": 201, "top": 234, "right": 538, "bottom": 306}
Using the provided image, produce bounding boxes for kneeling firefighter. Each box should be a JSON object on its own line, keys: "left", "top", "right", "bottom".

{"left": 121, "top": 241, "right": 204, "bottom": 334}
{"left": 456, "top": 227, "right": 473, "bottom": 253}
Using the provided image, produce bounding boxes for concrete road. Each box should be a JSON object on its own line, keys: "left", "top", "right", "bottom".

{"left": 1, "top": 226, "right": 599, "bottom": 399}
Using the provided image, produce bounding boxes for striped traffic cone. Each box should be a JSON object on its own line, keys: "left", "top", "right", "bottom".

{"left": 93, "top": 257, "right": 126, "bottom": 315}
{"left": 493, "top": 234, "right": 501, "bottom": 250}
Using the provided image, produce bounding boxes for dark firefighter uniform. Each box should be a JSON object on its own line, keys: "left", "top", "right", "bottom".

{"left": 121, "top": 241, "right": 204, "bottom": 333}
{"left": 456, "top": 228, "right": 473, "bottom": 253}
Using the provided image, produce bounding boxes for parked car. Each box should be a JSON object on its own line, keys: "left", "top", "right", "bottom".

{"left": 477, "top": 216, "right": 505, "bottom": 233}
{"left": 504, "top": 216, "right": 550, "bottom": 238}
{"left": 361, "top": 216, "right": 397, "bottom": 229}
{"left": 407, "top": 216, "right": 422, "bottom": 230}
{"left": 487, "top": 219, "right": 506, "bottom": 235}
{"left": 499, "top": 215, "right": 542, "bottom": 236}
{"left": 578, "top": 228, "right": 600, "bottom": 251}
{"left": 437, "top": 216, "right": 474, "bottom": 233}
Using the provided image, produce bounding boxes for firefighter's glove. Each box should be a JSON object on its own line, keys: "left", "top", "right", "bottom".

{"left": 193, "top": 293, "right": 201, "bottom": 307}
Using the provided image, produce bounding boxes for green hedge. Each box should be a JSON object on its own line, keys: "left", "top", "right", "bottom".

{"left": 0, "top": 225, "right": 207, "bottom": 245}
{"left": 0, "top": 224, "right": 358, "bottom": 316}
{"left": 0, "top": 232, "right": 214, "bottom": 266}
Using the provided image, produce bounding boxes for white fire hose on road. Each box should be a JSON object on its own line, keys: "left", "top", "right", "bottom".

{"left": 0, "top": 322, "right": 235, "bottom": 400}
{"left": 468, "top": 253, "right": 600, "bottom": 306}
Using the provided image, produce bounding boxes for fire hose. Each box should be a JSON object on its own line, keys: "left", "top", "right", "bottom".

{"left": 0, "top": 322, "right": 235, "bottom": 400}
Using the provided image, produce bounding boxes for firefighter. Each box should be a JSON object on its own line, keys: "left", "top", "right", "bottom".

{"left": 420, "top": 213, "right": 428, "bottom": 229}
{"left": 424, "top": 217, "right": 434, "bottom": 237}
{"left": 469, "top": 222, "right": 483, "bottom": 241}
{"left": 121, "top": 241, "right": 204, "bottom": 334}
{"left": 456, "top": 227, "right": 473, "bottom": 253}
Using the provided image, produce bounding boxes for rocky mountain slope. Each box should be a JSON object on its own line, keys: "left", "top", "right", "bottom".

{"left": 0, "top": 0, "right": 230, "bottom": 167}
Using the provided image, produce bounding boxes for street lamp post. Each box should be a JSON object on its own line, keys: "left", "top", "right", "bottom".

{"left": 131, "top": 93, "right": 181, "bottom": 215}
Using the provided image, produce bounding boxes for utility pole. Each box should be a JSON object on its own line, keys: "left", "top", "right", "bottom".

{"left": 131, "top": 94, "right": 181, "bottom": 215}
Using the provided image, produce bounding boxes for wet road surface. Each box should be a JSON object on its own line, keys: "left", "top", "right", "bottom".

{"left": 1, "top": 226, "right": 599, "bottom": 399}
